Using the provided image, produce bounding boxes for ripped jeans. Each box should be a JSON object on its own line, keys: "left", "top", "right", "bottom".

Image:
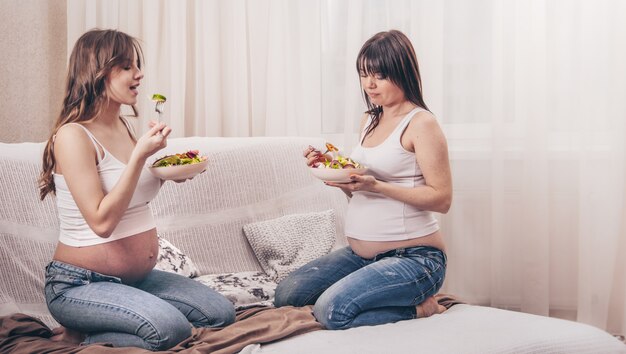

{"left": 274, "top": 246, "right": 446, "bottom": 330}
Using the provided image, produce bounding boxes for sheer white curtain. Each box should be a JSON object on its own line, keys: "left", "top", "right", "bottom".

{"left": 66, "top": 0, "right": 626, "bottom": 335}
{"left": 67, "top": 0, "right": 322, "bottom": 137}
{"left": 321, "top": 0, "right": 626, "bottom": 336}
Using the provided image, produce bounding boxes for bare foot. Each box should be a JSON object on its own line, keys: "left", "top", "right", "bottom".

{"left": 434, "top": 293, "right": 463, "bottom": 309}
{"left": 50, "top": 326, "right": 84, "bottom": 345}
{"left": 416, "top": 296, "right": 446, "bottom": 318}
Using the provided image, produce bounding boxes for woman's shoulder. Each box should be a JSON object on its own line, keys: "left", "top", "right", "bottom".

{"left": 54, "top": 123, "right": 97, "bottom": 156}
{"left": 55, "top": 123, "right": 89, "bottom": 143}
{"left": 410, "top": 108, "right": 436, "bottom": 121}
{"left": 403, "top": 110, "right": 447, "bottom": 150}
{"left": 407, "top": 109, "right": 441, "bottom": 132}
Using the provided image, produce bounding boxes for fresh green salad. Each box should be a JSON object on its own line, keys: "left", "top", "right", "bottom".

{"left": 320, "top": 155, "right": 363, "bottom": 169}
{"left": 152, "top": 150, "right": 206, "bottom": 168}
{"left": 315, "top": 142, "right": 363, "bottom": 169}
{"left": 151, "top": 93, "right": 167, "bottom": 103}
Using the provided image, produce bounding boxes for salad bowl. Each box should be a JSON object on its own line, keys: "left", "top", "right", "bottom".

{"left": 148, "top": 150, "right": 208, "bottom": 180}
{"left": 149, "top": 160, "right": 208, "bottom": 180}
{"left": 309, "top": 166, "right": 368, "bottom": 183}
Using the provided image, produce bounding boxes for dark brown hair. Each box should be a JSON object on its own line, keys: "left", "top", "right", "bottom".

{"left": 356, "top": 30, "right": 429, "bottom": 137}
{"left": 39, "top": 29, "right": 143, "bottom": 200}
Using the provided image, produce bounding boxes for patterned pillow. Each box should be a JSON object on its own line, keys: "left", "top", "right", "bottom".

{"left": 242, "top": 209, "right": 336, "bottom": 282}
{"left": 154, "top": 236, "right": 200, "bottom": 278}
{"left": 195, "top": 271, "right": 277, "bottom": 310}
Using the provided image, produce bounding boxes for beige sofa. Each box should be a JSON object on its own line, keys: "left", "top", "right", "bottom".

{"left": 1, "top": 137, "right": 624, "bottom": 354}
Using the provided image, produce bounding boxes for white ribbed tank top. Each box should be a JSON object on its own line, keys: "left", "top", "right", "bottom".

{"left": 345, "top": 107, "right": 439, "bottom": 241}
{"left": 53, "top": 120, "right": 161, "bottom": 247}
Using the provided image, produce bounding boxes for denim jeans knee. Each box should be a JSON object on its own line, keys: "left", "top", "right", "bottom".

{"left": 274, "top": 247, "right": 365, "bottom": 308}
{"left": 44, "top": 261, "right": 206, "bottom": 350}
{"left": 312, "top": 246, "right": 446, "bottom": 330}
{"left": 134, "top": 269, "right": 236, "bottom": 329}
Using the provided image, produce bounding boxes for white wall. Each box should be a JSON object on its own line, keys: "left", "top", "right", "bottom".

{"left": 0, "top": 0, "right": 66, "bottom": 143}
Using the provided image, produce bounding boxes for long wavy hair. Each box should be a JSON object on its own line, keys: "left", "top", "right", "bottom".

{"left": 39, "top": 29, "right": 143, "bottom": 200}
{"left": 356, "top": 30, "right": 429, "bottom": 138}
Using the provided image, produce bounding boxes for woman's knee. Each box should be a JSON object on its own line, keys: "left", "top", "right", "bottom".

{"left": 153, "top": 272, "right": 236, "bottom": 328}
{"left": 197, "top": 300, "right": 236, "bottom": 328}
{"left": 276, "top": 248, "right": 357, "bottom": 308}
{"left": 273, "top": 279, "right": 292, "bottom": 307}
{"left": 274, "top": 275, "right": 310, "bottom": 307}
{"left": 185, "top": 288, "right": 236, "bottom": 328}
{"left": 313, "top": 297, "right": 351, "bottom": 330}
{"left": 141, "top": 310, "right": 192, "bottom": 350}
{"left": 311, "top": 279, "right": 362, "bottom": 330}
{"left": 214, "top": 305, "right": 236, "bottom": 327}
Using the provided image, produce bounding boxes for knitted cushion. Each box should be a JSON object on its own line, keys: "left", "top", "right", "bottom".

{"left": 243, "top": 210, "right": 336, "bottom": 282}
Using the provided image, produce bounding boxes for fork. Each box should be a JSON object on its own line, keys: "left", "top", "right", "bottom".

{"left": 155, "top": 101, "right": 165, "bottom": 122}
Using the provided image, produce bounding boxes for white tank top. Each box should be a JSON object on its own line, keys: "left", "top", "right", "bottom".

{"left": 344, "top": 107, "right": 439, "bottom": 241}
{"left": 53, "top": 119, "right": 161, "bottom": 247}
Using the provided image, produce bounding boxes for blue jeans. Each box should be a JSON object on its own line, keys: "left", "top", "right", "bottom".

{"left": 274, "top": 246, "right": 446, "bottom": 330}
{"left": 44, "top": 261, "right": 235, "bottom": 351}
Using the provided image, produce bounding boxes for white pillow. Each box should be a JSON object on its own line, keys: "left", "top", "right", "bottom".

{"left": 154, "top": 236, "right": 200, "bottom": 278}
{"left": 243, "top": 210, "right": 336, "bottom": 282}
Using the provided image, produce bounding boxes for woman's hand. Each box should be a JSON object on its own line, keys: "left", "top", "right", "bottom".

{"left": 303, "top": 145, "right": 330, "bottom": 167}
{"left": 325, "top": 174, "right": 380, "bottom": 193}
{"left": 134, "top": 121, "right": 171, "bottom": 161}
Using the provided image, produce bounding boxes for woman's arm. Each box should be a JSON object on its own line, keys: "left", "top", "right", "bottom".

{"left": 54, "top": 123, "right": 169, "bottom": 237}
{"left": 307, "top": 114, "right": 371, "bottom": 199}
{"left": 328, "top": 111, "right": 452, "bottom": 213}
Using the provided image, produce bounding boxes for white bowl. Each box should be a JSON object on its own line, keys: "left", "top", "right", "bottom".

{"left": 148, "top": 159, "right": 209, "bottom": 180}
{"left": 309, "top": 167, "right": 368, "bottom": 183}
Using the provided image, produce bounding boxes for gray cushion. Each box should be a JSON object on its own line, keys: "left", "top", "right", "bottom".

{"left": 243, "top": 210, "right": 336, "bottom": 282}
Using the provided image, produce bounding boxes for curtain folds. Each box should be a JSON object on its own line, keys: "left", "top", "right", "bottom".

{"left": 66, "top": 0, "right": 626, "bottom": 335}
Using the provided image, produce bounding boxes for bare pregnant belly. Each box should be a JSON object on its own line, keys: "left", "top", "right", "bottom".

{"left": 347, "top": 230, "right": 446, "bottom": 259}
{"left": 52, "top": 228, "right": 159, "bottom": 285}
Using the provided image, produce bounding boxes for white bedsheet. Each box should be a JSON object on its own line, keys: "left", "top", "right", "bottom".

{"left": 242, "top": 304, "right": 626, "bottom": 354}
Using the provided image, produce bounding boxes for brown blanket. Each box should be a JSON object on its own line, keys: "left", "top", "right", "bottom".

{"left": 0, "top": 295, "right": 463, "bottom": 354}
{"left": 0, "top": 306, "right": 322, "bottom": 354}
